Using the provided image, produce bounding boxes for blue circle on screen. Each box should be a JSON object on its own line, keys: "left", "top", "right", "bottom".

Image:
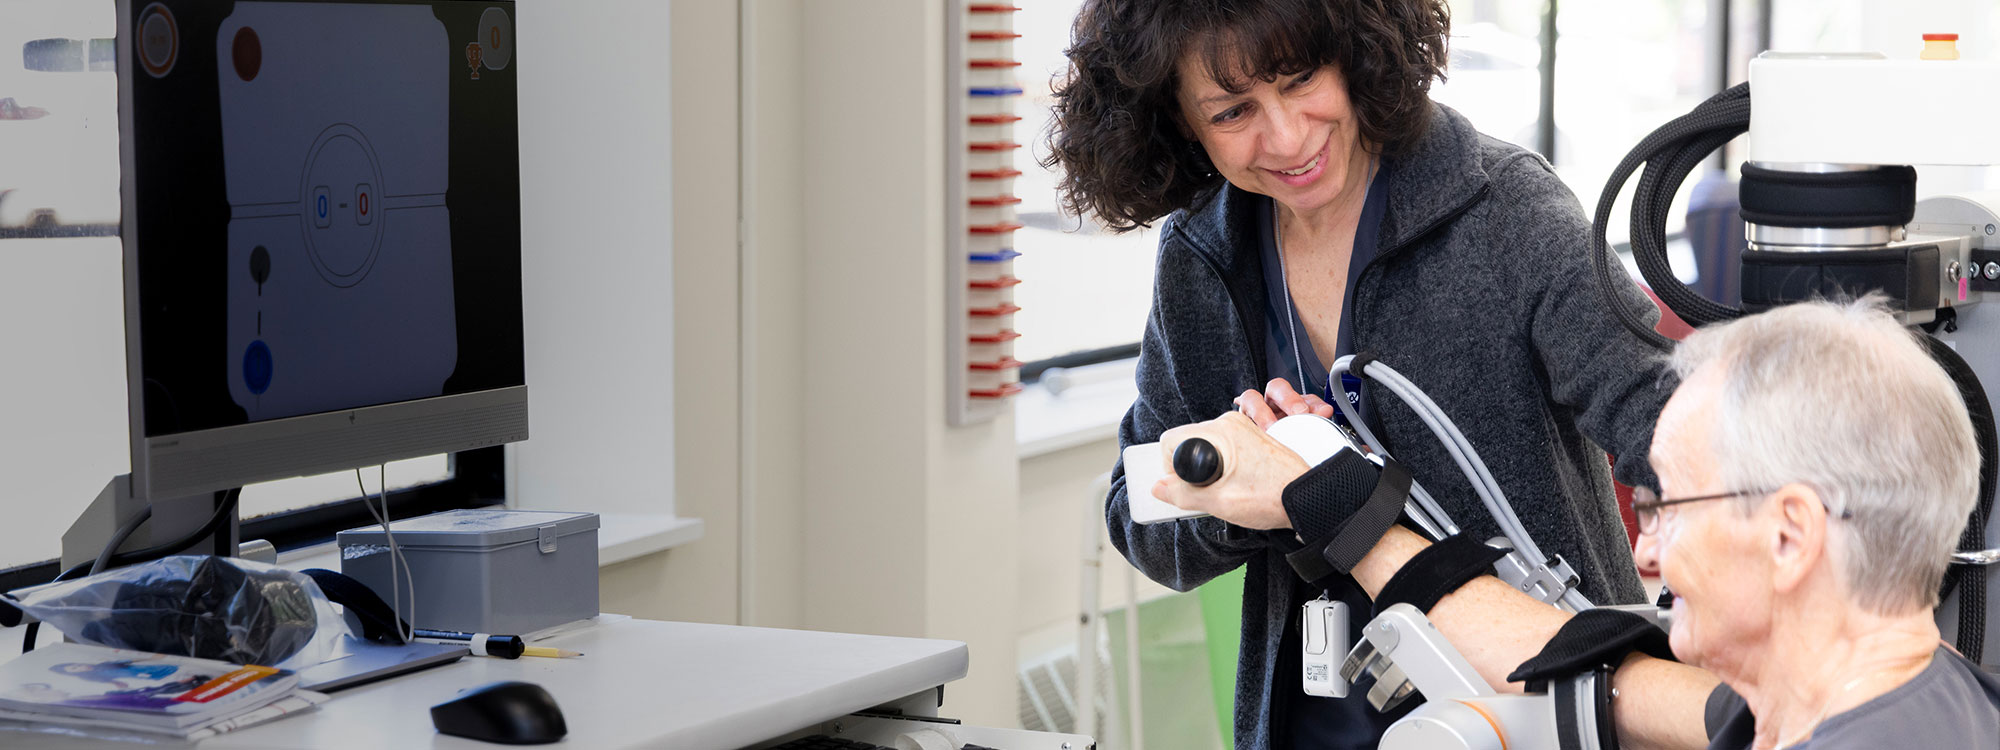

{"left": 244, "top": 340, "right": 274, "bottom": 395}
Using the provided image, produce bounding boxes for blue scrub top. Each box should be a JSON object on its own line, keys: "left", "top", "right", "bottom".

{"left": 1257, "top": 161, "right": 1413, "bottom": 749}
{"left": 1257, "top": 164, "right": 1388, "bottom": 428}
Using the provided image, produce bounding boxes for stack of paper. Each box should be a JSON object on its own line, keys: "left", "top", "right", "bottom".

{"left": 0, "top": 642, "right": 327, "bottom": 740}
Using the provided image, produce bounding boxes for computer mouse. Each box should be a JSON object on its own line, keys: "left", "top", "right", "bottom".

{"left": 430, "top": 680, "right": 568, "bottom": 745}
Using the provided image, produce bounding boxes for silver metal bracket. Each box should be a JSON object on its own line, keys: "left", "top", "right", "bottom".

{"left": 1492, "top": 543, "right": 1581, "bottom": 605}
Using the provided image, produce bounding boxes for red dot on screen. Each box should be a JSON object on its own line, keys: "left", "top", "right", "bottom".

{"left": 233, "top": 27, "right": 262, "bottom": 82}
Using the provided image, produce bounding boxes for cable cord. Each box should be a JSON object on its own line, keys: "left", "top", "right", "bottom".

{"left": 357, "top": 465, "right": 416, "bottom": 644}
{"left": 1376, "top": 365, "right": 1541, "bottom": 555}
{"left": 92, "top": 506, "right": 154, "bottom": 576}
{"left": 1326, "top": 362, "right": 1459, "bottom": 538}
{"left": 1333, "top": 356, "right": 1527, "bottom": 551}
{"left": 1374, "top": 365, "right": 1593, "bottom": 612}
{"left": 1590, "top": 83, "right": 1752, "bottom": 352}
{"left": 20, "top": 488, "right": 242, "bottom": 653}
{"left": 1331, "top": 356, "right": 1593, "bottom": 611}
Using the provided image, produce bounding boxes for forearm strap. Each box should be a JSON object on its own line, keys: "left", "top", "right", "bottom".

{"left": 1371, "top": 534, "right": 1511, "bottom": 619}
{"left": 1282, "top": 453, "right": 1412, "bottom": 582}
{"left": 1508, "top": 607, "right": 1675, "bottom": 691}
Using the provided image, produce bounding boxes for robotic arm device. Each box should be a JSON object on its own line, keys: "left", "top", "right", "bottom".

{"left": 1597, "top": 49, "right": 2000, "bottom": 667}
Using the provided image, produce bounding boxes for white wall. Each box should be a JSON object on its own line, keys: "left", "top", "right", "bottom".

{"left": 787, "top": 0, "right": 1020, "bottom": 725}
{"left": 0, "top": 238, "right": 128, "bottom": 568}
{"left": 596, "top": 0, "right": 742, "bottom": 627}
{"left": 617, "top": 0, "right": 1029, "bottom": 726}
{"left": 510, "top": 0, "right": 676, "bottom": 520}
{"left": 740, "top": 0, "right": 807, "bottom": 631}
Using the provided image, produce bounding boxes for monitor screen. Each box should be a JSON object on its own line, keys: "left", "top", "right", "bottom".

{"left": 120, "top": 0, "right": 526, "bottom": 497}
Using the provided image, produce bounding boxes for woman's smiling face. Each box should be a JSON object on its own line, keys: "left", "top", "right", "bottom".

{"left": 1176, "top": 58, "right": 1368, "bottom": 218}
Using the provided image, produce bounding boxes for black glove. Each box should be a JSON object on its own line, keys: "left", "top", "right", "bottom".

{"left": 1508, "top": 607, "right": 1675, "bottom": 689}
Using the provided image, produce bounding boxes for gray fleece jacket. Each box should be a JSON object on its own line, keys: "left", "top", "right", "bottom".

{"left": 1107, "top": 103, "right": 1673, "bottom": 750}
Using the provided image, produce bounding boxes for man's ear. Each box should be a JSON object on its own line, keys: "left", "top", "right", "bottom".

{"left": 1769, "top": 484, "right": 1827, "bottom": 595}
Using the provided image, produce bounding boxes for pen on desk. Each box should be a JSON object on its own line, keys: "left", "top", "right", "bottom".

{"left": 412, "top": 628, "right": 527, "bottom": 659}
{"left": 412, "top": 628, "right": 585, "bottom": 659}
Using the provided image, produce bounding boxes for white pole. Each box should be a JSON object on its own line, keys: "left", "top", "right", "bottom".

{"left": 1076, "top": 473, "right": 1110, "bottom": 741}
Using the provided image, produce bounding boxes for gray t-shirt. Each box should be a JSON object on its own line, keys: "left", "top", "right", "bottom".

{"left": 1703, "top": 648, "right": 2000, "bottom": 749}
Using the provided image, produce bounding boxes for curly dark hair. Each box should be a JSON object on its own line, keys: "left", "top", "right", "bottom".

{"left": 1043, "top": 0, "right": 1451, "bottom": 232}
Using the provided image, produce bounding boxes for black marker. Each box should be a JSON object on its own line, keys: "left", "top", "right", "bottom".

{"left": 413, "top": 628, "right": 527, "bottom": 659}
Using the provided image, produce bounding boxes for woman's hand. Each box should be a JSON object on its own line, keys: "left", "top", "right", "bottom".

{"left": 1152, "top": 411, "right": 1310, "bottom": 530}
{"left": 1233, "top": 378, "right": 1337, "bottom": 429}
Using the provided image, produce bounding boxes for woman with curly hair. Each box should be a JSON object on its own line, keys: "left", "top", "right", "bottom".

{"left": 1047, "top": 1, "right": 1675, "bottom": 747}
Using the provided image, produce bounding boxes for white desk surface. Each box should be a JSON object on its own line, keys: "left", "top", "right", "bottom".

{"left": 4, "top": 617, "right": 969, "bottom": 750}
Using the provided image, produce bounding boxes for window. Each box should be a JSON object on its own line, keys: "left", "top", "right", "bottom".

{"left": 1012, "top": 0, "right": 1159, "bottom": 370}
{"left": 1439, "top": 0, "right": 1746, "bottom": 280}
{"left": 0, "top": 0, "right": 499, "bottom": 590}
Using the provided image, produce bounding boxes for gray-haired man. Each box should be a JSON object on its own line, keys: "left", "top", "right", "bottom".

{"left": 1153, "top": 298, "right": 2000, "bottom": 748}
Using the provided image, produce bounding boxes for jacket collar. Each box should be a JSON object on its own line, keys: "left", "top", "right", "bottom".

{"left": 1168, "top": 102, "right": 1492, "bottom": 271}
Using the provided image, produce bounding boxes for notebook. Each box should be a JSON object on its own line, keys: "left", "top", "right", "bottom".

{"left": 0, "top": 642, "right": 320, "bottom": 737}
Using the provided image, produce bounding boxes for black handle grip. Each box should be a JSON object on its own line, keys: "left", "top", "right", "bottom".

{"left": 1173, "top": 438, "right": 1223, "bottom": 486}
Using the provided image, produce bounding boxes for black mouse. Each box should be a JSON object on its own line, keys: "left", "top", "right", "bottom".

{"left": 431, "top": 680, "right": 568, "bottom": 745}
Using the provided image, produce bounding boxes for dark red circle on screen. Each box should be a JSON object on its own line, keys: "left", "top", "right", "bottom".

{"left": 233, "top": 27, "right": 262, "bottom": 82}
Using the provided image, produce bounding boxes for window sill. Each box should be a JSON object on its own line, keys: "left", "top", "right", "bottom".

{"left": 1015, "top": 357, "right": 1138, "bottom": 460}
{"left": 275, "top": 512, "right": 707, "bottom": 570}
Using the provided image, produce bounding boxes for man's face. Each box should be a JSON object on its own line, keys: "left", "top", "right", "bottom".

{"left": 1632, "top": 364, "right": 1775, "bottom": 673}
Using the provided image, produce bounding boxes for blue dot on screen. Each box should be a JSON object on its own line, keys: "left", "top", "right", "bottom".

{"left": 244, "top": 340, "right": 274, "bottom": 395}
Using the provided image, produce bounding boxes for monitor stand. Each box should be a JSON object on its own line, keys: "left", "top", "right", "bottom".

{"left": 60, "top": 475, "right": 240, "bottom": 574}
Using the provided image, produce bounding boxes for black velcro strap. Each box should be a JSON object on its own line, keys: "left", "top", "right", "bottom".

{"left": 1591, "top": 668, "right": 1620, "bottom": 750}
{"left": 301, "top": 568, "right": 409, "bottom": 645}
{"left": 1372, "top": 534, "right": 1511, "bottom": 618}
{"left": 1282, "top": 450, "right": 1381, "bottom": 544}
{"left": 1508, "top": 607, "right": 1675, "bottom": 688}
{"left": 1285, "top": 537, "right": 1337, "bottom": 584}
{"left": 1555, "top": 674, "right": 1586, "bottom": 750}
{"left": 1280, "top": 453, "right": 1409, "bottom": 583}
{"left": 1348, "top": 351, "right": 1380, "bottom": 377}
{"left": 1322, "top": 459, "right": 1411, "bottom": 574}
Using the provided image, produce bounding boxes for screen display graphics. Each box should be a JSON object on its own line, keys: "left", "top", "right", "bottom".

{"left": 124, "top": 0, "right": 523, "bottom": 439}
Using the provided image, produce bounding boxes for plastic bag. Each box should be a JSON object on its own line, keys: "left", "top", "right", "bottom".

{"left": 4, "top": 556, "right": 349, "bottom": 670}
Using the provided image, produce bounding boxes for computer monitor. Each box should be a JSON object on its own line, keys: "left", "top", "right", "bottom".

{"left": 112, "top": 0, "right": 526, "bottom": 505}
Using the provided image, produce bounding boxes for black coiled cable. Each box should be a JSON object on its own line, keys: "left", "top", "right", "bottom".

{"left": 1590, "top": 83, "right": 1752, "bottom": 352}
{"left": 1929, "top": 335, "right": 1992, "bottom": 664}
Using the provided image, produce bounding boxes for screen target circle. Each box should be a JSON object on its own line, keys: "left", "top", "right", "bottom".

{"left": 137, "top": 3, "right": 179, "bottom": 77}
{"left": 299, "top": 124, "right": 386, "bottom": 288}
{"left": 476, "top": 7, "right": 511, "bottom": 70}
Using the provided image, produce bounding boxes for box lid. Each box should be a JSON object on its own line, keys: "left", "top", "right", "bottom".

{"left": 336, "top": 509, "right": 600, "bottom": 548}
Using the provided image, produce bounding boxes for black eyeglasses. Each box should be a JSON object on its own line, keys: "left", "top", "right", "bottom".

{"left": 1631, "top": 485, "right": 1853, "bottom": 535}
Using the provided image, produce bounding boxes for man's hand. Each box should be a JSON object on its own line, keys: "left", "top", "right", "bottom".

{"left": 1234, "top": 379, "right": 1337, "bottom": 429}
{"left": 1152, "top": 411, "right": 1309, "bottom": 530}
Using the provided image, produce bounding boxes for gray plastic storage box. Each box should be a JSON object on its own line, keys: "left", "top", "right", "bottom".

{"left": 337, "top": 509, "right": 600, "bottom": 635}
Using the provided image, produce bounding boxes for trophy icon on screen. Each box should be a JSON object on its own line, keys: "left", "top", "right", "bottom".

{"left": 465, "top": 42, "right": 482, "bottom": 80}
